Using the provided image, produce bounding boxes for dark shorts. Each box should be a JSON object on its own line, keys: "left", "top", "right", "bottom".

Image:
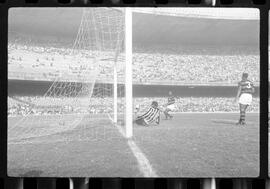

{"left": 135, "top": 118, "right": 147, "bottom": 126}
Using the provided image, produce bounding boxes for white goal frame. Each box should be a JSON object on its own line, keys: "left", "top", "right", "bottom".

{"left": 112, "top": 8, "right": 133, "bottom": 138}
{"left": 124, "top": 8, "right": 133, "bottom": 138}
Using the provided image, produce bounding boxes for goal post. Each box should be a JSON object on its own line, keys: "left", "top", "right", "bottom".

{"left": 111, "top": 7, "right": 133, "bottom": 138}
{"left": 125, "top": 8, "right": 133, "bottom": 138}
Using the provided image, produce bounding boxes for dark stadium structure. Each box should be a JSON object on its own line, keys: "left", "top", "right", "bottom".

{"left": 9, "top": 9, "right": 258, "bottom": 46}
{"left": 8, "top": 80, "right": 260, "bottom": 98}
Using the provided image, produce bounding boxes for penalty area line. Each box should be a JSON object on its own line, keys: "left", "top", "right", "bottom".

{"left": 107, "top": 114, "right": 158, "bottom": 177}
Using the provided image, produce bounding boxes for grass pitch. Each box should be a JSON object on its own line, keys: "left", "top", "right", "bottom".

{"left": 8, "top": 112, "right": 259, "bottom": 177}
{"left": 133, "top": 113, "right": 259, "bottom": 177}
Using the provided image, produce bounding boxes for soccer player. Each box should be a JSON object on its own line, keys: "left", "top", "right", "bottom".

{"left": 235, "top": 72, "right": 255, "bottom": 125}
{"left": 134, "top": 101, "right": 161, "bottom": 126}
{"left": 163, "top": 91, "right": 176, "bottom": 120}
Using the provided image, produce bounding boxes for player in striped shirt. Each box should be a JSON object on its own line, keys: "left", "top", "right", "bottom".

{"left": 134, "top": 101, "right": 161, "bottom": 126}
{"left": 164, "top": 91, "right": 176, "bottom": 120}
{"left": 235, "top": 73, "right": 255, "bottom": 125}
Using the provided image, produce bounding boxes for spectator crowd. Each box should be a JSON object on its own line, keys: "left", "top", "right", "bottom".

{"left": 8, "top": 40, "right": 259, "bottom": 84}
{"left": 8, "top": 96, "right": 116, "bottom": 116}
{"left": 134, "top": 97, "right": 259, "bottom": 114}
{"left": 8, "top": 96, "right": 259, "bottom": 117}
{"left": 8, "top": 37, "right": 260, "bottom": 117}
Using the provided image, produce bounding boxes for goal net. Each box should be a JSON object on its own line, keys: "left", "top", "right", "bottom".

{"left": 8, "top": 8, "right": 127, "bottom": 142}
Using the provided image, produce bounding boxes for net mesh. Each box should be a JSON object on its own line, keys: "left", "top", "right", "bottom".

{"left": 8, "top": 8, "right": 126, "bottom": 142}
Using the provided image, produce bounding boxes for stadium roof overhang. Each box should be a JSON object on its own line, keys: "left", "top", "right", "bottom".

{"left": 9, "top": 8, "right": 259, "bottom": 46}
{"left": 133, "top": 12, "right": 259, "bottom": 45}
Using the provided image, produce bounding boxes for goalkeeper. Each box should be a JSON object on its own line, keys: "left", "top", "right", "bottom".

{"left": 134, "top": 101, "right": 161, "bottom": 126}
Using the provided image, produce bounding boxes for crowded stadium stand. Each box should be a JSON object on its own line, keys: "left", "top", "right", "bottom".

{"left": 8, "top": 8, "right": 259, "bottom": 84}
{"left": 8, "top": 96, "right": 260, "bottom": 117}
{"left": 8, "top": 41, "right": 259, "bottom": 84}
{"left": 8, "top": 8, "right": 260, "bottom": 116}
